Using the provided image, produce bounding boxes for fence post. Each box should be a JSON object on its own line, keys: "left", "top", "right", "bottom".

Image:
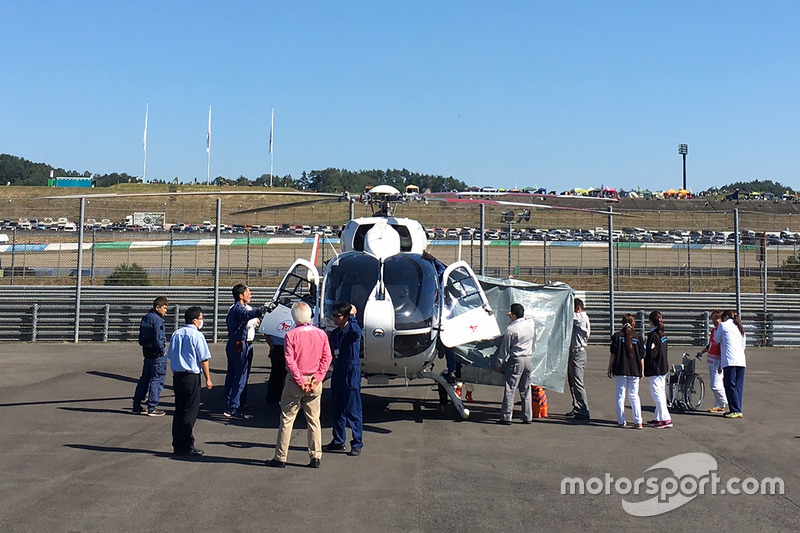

{"left": 765, "top": 312, "right": 773, "bottom": 347}
{"left": 608, "top": 207, "right": 615, "bottom": 337}
{"left": 174, "top": 304, "right": 181, "bottom": 332}
{"left": 213, "top": 198, "right": 221, "bottom": 343}
{"left": 479, "top": 204, "right": 485, "bottom": 276}
{"left": 734, "top": 208, "right": 741, "bottom": 314}
{"left": 103, "top": 303, "right": 110, "bottom": 342}
{"left": 90, "top": 228, "right": 96, "bottom": 285}
{"left": 246, "top": 230, "right": 251, "bottom": 285}
{"left": 74, "top": 197, "right": 85, "bottom": 343}
{"left": 169, "top": 228, "right": 174, "bottom": 285}
{"left": 31, "top": 303, "right": 38, "bottom": 342}
{"left": 687, "top": 240, "right": 692, "bottom": 292}
{"left": 10, "top": 227, "right": 16, "bottom": 285}
{"left": 637, "top": 310, "right": 646, "bottom": 340}
{"left": 542, "top": 234, "right": 548, "bottom": 283}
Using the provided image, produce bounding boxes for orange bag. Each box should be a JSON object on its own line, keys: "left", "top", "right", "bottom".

{"left": 531, "top": 386, "right": 548, "bottom": 418}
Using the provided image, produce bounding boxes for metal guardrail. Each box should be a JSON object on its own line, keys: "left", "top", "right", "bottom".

{"left": 0, "top": 286, "right": 798, "bottom": 346}
{"left": 0, "top": 286, "right": 276, "bottom": 343}
{"left": 583, "top": 291, "right": 800, "bottom": 347}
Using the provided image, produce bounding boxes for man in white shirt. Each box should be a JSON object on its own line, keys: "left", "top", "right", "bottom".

{"left": 566, "top": 298, "right": 591, "bottom": 420}
{"left": 494, "top": 303, "right": 535, "bottom": 425}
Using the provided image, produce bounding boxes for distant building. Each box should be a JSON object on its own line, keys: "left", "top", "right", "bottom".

{"left": 49, "top": 177, "right": 94, "bottom": 188}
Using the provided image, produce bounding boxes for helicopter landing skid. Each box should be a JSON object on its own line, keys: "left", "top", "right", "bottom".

{"left": 420, "top": 371, "right": 470, "bottom": 420}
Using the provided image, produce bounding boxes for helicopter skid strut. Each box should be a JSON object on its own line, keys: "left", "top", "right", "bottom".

{"left": 420, "top": 371, "right": 470, "bottom": 420}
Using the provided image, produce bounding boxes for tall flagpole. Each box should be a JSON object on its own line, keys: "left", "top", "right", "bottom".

{"left": 269, "top": 107, "right": 274, "bottom": 187}
{"left": 143, "top": 102, "right": 148, "bottom": 182}
{"left": 206, "top": 104, "right": 212, "bottom": 185}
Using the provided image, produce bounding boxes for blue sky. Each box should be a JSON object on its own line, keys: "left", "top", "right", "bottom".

{"left": 2, "top": 1, "right": 798, "bottom": 192}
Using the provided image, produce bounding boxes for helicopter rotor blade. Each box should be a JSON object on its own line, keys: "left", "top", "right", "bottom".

{"left": 39, "top": 190, "right": 342, "bottom": 200}
{"left": 422, "top": 191, "right": 619, "bottom": 203}
{"left": 230, "top": 197, "right": 339, "bottom": 215}
{"left": 423, "top": 197, "right": 640, "bottom": 217}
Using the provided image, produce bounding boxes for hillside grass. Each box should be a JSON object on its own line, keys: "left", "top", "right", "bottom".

{"left": 0, "top": 184, "right": 798, "bottom": 233}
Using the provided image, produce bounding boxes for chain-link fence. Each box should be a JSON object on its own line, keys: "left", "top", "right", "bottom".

{"left": 1, "top": 195, "right": 799, "bottom": 292}
{"left": 1, "top": 192, "right": 799, "bottom": 344}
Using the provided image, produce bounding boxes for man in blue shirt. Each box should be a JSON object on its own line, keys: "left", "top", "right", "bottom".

{"left": 132, "top": 296, "right": 169, "bottom": 416}
{"left": 323, "top": 301, "right": 364, "bottom": 456}
{"left": 167, "top": 306, "right": 212, "bottom": 457}
{"left": 224, "top": 284, "right": 263, "bottom": 419}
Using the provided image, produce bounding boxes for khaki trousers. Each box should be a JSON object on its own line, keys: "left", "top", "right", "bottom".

{"left": 273, "top": 374, "right": 322, "bottom": 462}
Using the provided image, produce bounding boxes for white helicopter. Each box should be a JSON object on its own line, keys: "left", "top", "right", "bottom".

{"left": 44, "top": 184, "right": 619, "bottom": 419}
{"left": 252, "top": 184, "right": 619, "bottom": 419}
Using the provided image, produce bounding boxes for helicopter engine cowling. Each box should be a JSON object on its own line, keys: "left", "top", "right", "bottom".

{"left": 341, "top": 216, "right": 428, "bottom": 257}
{"left": 363, "top": 220, "right": 401, "bottom": 259}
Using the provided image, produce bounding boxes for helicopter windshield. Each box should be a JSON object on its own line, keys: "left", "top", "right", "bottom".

{"left": 324, "top": 254, "right": 380, "bottom": 324}
{"left": 443, "top": 266, "right": 484, "bottom": 319}
{"left": 383, "top": 253, "right": 438, "bottom": 330}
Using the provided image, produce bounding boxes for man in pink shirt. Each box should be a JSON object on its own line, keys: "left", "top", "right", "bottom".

{"left": 266, "top": 302, "right": 332, "bottom": 468}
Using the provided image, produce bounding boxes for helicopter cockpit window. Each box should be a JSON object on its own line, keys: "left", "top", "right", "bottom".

{"left": 278, "top": 268, "right": 317, "bottom": 317}
{"left": 323, "top": 254, "right": 380, "bottom": 326}
{"left": 389, "top": 224, "right": 413, "bottom": 251}
{"left": 383, "top": 254, "right": 438, "bottom": 330}
{"left": 443, "top": 266, "right": 483, "bottom": 319}
{"left": 352, "top": 224, "right": 375, "bottom": 251}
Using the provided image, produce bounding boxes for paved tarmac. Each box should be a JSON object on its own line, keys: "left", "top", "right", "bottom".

{"left": 0, "top": 343, "right": 798, "bottom": 532}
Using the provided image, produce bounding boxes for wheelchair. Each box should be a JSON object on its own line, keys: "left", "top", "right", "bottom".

{"left": 666, "top": 352, "right": 705, "bottom": 411}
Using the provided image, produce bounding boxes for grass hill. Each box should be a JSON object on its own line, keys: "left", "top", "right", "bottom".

{"left": 0, "top": 184, "right": 798, "bottom": 234}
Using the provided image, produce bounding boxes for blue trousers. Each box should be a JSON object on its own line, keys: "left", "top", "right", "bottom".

{"left": 240, "top": 343, "right": 254, "bottom": 406}
{"left": 132, "top": 356, "right": 167, "bottom": 411}
{"left": 330, "top": 365, "right": 363, "bottom": 448}
{"left": 224, "top": 345, "right": 250, "bottom": 412}
{"left": 723, "top": 366, "right": 746, "bottom": 413}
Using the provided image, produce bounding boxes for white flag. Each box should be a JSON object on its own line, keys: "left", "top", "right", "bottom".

{"left": 143, "top": 103, "right": 148, "bottom": 152}
{"left": 207, "top": 104, "right": 212, "bottom": 153}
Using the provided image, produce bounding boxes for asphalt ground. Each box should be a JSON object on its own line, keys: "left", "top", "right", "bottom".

{"left": 0, "top": 343, "right": 798, "bottom": 532}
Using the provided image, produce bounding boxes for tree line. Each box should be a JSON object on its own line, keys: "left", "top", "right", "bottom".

{"left": 0, "top": 153, "right": 795, "bottom": 196}
{"left": 0, "top": 154, "right": 466, "bottom": 193}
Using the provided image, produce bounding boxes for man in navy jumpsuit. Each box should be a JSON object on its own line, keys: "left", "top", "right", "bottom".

{"left": 132, "top": 296, "right": 169, "bottom": 416}
{"left": 323, "top": 301, "right": 364, "bottom": 456}
{"left": 224, "top": 284, "right": 263, "bottom": 419}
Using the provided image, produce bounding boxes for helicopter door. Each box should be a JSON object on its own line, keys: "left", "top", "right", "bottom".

{"left": 438, "top": 261, "right": 501, "bottom": 348}
{"left": 258, "top": 258, "right": 320, "bottom": 339}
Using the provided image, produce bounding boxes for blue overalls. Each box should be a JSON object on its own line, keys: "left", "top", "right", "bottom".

{"left": 133, "top": 309, "right": 167, "bottom": 411}
{"left": 328, "top": 316, "right": 363, "bottom": 449}
{"left": 225, "top": 302, "right": 261, "bottom": 413}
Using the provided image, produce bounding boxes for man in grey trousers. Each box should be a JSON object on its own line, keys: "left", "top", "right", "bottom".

{"left": 566, "top": 298, "right": 591, "bottom": 420}
{"left": 493, "top": 303, "right": 535, "bottom": 425}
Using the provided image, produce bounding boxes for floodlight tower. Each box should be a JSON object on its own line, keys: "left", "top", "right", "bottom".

{"left": 502, "top": 209, "right": 530, "bottom": 277}
{"left": 678, "top": 144, "right": 688, "bottom": 190}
